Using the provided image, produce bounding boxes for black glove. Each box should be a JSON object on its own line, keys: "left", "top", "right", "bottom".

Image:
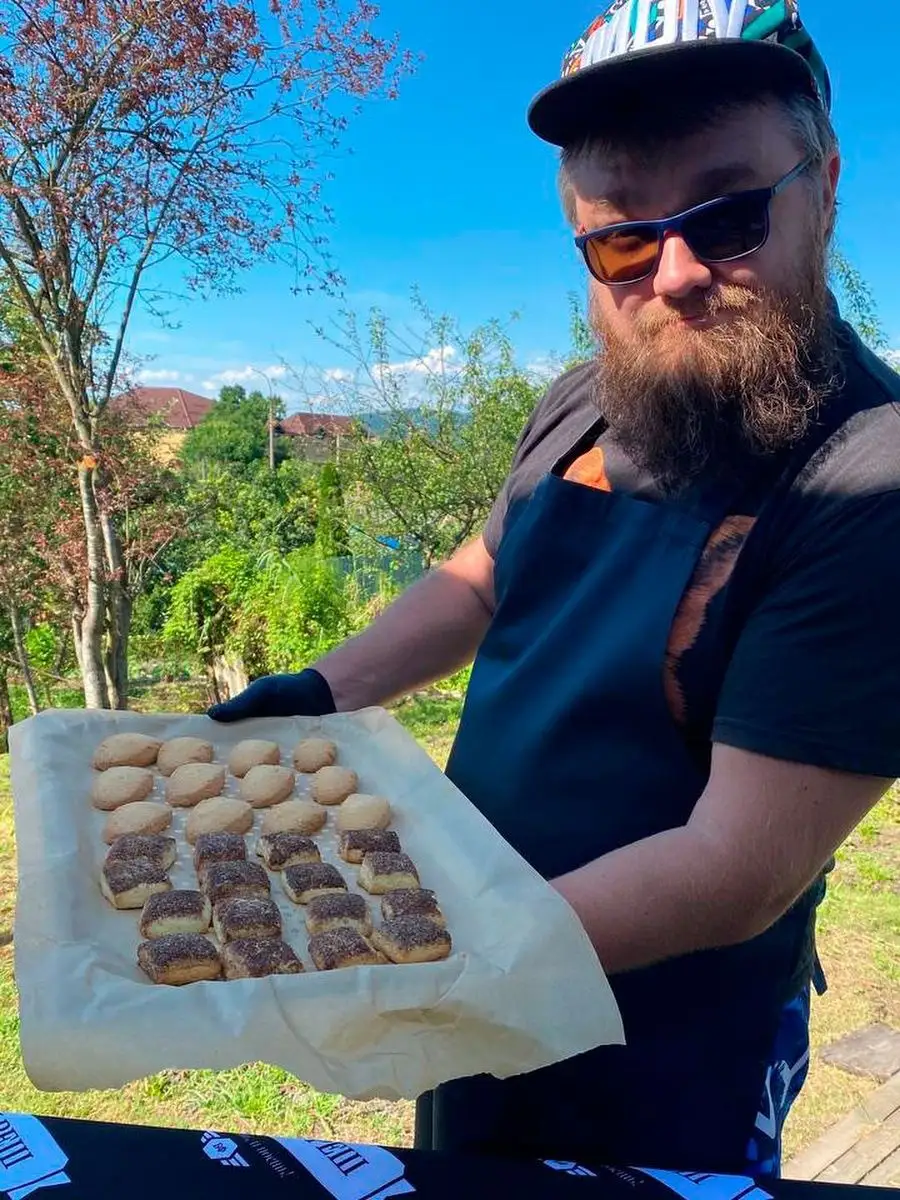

{"left": 207, "top": 668, "right": 336, "bottom": 723}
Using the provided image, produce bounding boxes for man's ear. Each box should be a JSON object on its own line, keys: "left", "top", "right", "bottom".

{"left": 824, "top": 150, "right": 841, "bottom": 221}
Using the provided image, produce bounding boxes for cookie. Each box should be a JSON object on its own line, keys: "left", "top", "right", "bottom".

{"left": 213, "top": 897, "right": 282, "bottom": 943}
{"left": 91, "top": 766, "right": 155, "bottom": 811}
{"left": 139, "top": 890, "right": 211, "bottom": 938}
{"left": 311, "top": 765, "right": 358, "bottom": 807}
{"left": 256, "top": 833, "right": 321, "bottom": 870}
{"left": 227, "top": 739, "right": 281, "bottom": 778}
{"left": 308, "top": 928, "right": 386, "bottom": 971}
{"left": 292, "top": 738, "right": 337, "bottom": 773}
{"left": 381, "top": 888, "right": 445, "bottom": 928}
{"left": 220, "top": 938, "right": 303, "bottom": 980}
{"left": 101, "top": 860, "right": 171, "bottom": 909}
{"left": 260, "top": 799, "right": 326, "bottom": 837}
{"left": 358, "top": 852, "right": 419, "bottom": 895}
{"left": 283, "top": 862, "right": 347, "bottom": 904}
{"left": 305, "top": 892, "right": 371, "bottom": 937}
{"left": 239, "top": 764, "right": 295, "bottom": 808}
{"left": 156, "top": 737, "right": 214, "bottom": 777}
{"left": 137, "top": 933, "right": 221, "bottom": 985}
{"left": 193, "top": 832, "right": 247, "bottom": 882}
{"left": 336, "top": 794, "right": 392, "bottom": 833}
{"left": 93, "top": 733, "right": 162, "bottom": 770}
{"left": 338, "top": 828, "right": 400, "bottom": 865}
{"left": 165, "top": 762, "right": 226, "bottom": 808}
{"left": 202, "top": 860, "right": 270, "bottom": 906}
{"left": 103, "top": 801, "right": 172, "bottom": 845}
{"left": 105, "top": 833, "right": 177, "bottom": 872}
{"left": 185, "top": 796, "right": 253, "bottom": 845}
{"left": 370, "top": 916, "right": 452, "bottom": 964}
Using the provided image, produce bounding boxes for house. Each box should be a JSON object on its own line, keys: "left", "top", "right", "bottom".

{"left": 111, "top": 386, "right": 215, "bottom": 461}
{"left": 278, "top": 412, "right": 358, "bottom": 462}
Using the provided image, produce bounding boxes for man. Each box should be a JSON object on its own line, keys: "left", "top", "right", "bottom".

{"left": 211, "top": 0, "right": 900, "bottom": 1179}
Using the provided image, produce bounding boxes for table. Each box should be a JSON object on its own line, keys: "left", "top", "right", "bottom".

{"left": 0, "top": 1112, "right": 896, "bottom": 1200}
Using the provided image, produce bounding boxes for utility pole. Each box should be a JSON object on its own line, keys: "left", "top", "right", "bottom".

{"left": 268, "top": 392, "right": 275, "bottom": 472}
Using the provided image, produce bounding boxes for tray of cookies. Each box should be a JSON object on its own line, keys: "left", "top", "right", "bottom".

{"left": 10, "top": 707, "right": 623, "bottom": 1099}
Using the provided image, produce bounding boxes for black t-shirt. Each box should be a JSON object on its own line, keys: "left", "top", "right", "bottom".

{"left": 484, "top": 320, "right": 900, "bottom": 780}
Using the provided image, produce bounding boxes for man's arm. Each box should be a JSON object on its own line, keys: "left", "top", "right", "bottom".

{"left": 554, "top": 744, "right": 890, "bottom": 975}
{"left": 316, "top": 536, "right": 496, "bottom": 712}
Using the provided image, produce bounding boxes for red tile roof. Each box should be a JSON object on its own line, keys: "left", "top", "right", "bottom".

{"left": 279, "top": 412, "right": 356, "bottom": 438}
{"left": 113, "top": 387, "right": 214, "bottom": 430}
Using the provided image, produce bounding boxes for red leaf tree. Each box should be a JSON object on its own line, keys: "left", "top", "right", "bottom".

{"left": 0, "top": 0, "right": 409, "bottom": 707}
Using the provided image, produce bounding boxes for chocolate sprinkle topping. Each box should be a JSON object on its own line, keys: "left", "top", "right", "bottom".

{"left": 306, "top": 892, "right": 367, "bottom": 922}
{"left": 259, "top": 833, "right": 320, "bottom": 869}
{"left": 139, "top": 933, "right": 219, "bottom": 970}
{"left": 379, "top": 915, "right": 451, "bottom": 953}
{"left": 106, "top": 834, "right": 176, "bottom": 870}
{"left": 215, "top": 897, "right": 282, "bottom": 938}
{"left": 143, "top": 890, "right": 208, "bottom": 919}
{"left": 339, "top": 829, "right": 400, "bottom": 860}
{"left": 222, "top": 937, "right": 302, "bottom": 978}
{"left": 381, "top": 888, "right": 442, "bottom": 922}
{"left": 361, "top": 851, "right": 418, "bottom": 879}
{"left": 203, "top": 860, "right": 270, "bottom": 904}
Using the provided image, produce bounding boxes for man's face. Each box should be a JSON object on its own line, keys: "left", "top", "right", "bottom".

{"left": 569, "top": 101, "right": 841, "bottom": 483}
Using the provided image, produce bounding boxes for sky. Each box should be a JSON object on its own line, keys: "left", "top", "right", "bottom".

{"left": 127, "top": 0, "right": 900, "bottom": 409}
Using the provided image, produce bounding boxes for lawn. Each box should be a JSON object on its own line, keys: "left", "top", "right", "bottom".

{"left": 0, "top": 691, "right": 896, "bottom": 1164}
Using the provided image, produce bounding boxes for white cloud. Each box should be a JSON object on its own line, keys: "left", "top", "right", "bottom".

{"left": 323, "top": 367, "right": 353, "bottom": 383}
{"left": 881, "top": 349, "right": 900, "bottom": 371}
{"left": 384, "top": 345, "right": 457, "bottom": 377}
{"left": 137, "top": 367, "right": 183, "bottom": 383}
{"left": 201, "top": 363, "right": 289, "bottom": 392}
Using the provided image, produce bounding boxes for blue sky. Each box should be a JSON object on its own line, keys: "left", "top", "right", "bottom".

{"left": 128, "top": 0, "right": 900, "bottom": 407}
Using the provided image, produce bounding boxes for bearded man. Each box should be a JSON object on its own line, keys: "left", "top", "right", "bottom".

{"left": 210, "top": 0, "right": 900, "bottom": 1179}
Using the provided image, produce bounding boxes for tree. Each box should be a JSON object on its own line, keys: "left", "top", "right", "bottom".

{"left": 311, "top": 299, "right": 542, "bottom": 568}
{"left": 314, "top": 460, "right": 350, "bottom": 558}
{"left": 830, "top": 248, "right": 888, "bottom": 351}
{"left": 182, "top": 386, "right": 291, "bottom": 469}
{"left": 0, "top": 0, "right": 410, "bottom": 707}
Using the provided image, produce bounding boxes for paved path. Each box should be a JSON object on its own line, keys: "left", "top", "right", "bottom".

{"left": 784, "top": 1073, "right": 900, "bottom": 1187}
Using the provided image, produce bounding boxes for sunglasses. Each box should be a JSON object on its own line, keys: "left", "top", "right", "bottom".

{"left": 574, "top": 157, "right": 814, "bottom": 286}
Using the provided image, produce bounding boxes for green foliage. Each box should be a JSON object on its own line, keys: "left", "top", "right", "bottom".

{"left": 23, "top": 625, "right": 59, "bottom": 673}
{"left": 162, "top": 548, "right": 257, "bottom": 665}
{"left": 181, "top": 385, "right": 292, "bottom": 469}
{"left": 314, "top": 461, "right": 350, "bottom": 559}
{"left": 830, "top": 248, "right": 888, "bottom": 350}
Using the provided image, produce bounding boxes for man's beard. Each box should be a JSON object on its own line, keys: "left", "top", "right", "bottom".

{"left": 590, "top": 248, "right": 839, "bottom": 489}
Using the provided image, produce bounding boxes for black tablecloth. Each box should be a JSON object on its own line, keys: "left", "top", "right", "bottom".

{"left": 0, "top": 1112, "right": 891, "bottom": 1200}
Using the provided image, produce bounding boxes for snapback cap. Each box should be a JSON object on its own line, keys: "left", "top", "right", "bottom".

{"left": 528, "top": 0, "right": 831, "bottom": 146}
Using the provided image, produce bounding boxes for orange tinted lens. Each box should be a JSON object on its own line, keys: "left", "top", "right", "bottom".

{"left": 587, "top": 229, "right": 660, "bottom": 283}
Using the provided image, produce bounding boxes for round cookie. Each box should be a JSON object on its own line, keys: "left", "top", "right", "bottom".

{"left": 311, "top": 765, "right": 358, "bottom": 807}
{"left": 227, "top": 739, "right": 281, "bottom": 778}
{"left": 185, "top": 796, "right": 254, "bottom": 845}
{"left": 157, "top": 737, "right": 214, "bottom": 777}
{"left": 336, "top": 793, "right": 392, "bottom": 832}
{"left": 91, "top": 766, "right": 155, "bottom": 811}
{"left": 103, "top": 801, "right": 172, "bottom": 844}
{"left": 239, "top": 764, "right": 295, "bottom": 808}
{"left": 165, "top": 762, "right": 226, "bottom": 808}
{"left": 292, "top": 738, "right": 337, "bottom": 773}
{"left": 260, "top": 799, "right": 327, "bottom": 837}
{"left": 93, "top": 732, "right": 162, "bottom": 771}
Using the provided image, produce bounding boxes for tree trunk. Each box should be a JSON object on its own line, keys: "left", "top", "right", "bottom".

{"left": 7, "top": 605, "right": 40, "bottom": 716}
{"left": 0, "top": 667, "right": 12, "bottom": 753}
{"left": 104, "top": 589, "right": 132, "bottom": 711}
{"left": 75, "top": 464, "right": 110, "bottom": 709}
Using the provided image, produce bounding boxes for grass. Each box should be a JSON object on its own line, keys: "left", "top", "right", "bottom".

{"left": 0, "top": 690, "right": 897, "bottom": 1164}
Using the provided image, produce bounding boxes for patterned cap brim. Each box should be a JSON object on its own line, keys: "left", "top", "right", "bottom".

{"left": 528, "top": 39, "right": 823, "bottom": 147}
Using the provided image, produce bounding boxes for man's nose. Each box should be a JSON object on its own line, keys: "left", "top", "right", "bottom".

{"left": 653, "top": 231, "right": 713, "bottom": 299}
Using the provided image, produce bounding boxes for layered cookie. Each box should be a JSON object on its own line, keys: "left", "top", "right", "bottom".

{"left": 202, "top": 860, "right": 270, "bottom": 906}
{"left": 371, "top": 916, "right": 452, "bottom": 964}
{"left": 256, "top": 832, "right": 321, "bottom": 871}
{"left": 193, "top": 831, "right": 247, "bottom": 883}
{"left": 358, "top": 852, "right": 419, "bottom": 895}
{"left": 308, "top": 928, "right": 386, "bottom": 971}
{"left": 138, "top": 933, "right": 221, "bottom": 985}
{"left": 140, "top": 890, "right": 212, "bottom": 938}
{"left": 283, "top": 862, "right": 347, "bottom": 904}
{"left": 337, "top": 828, "right": 400, "bottom": 866}
{"left": 220, "top": 938, "right": 303, "bottom": 980}
{"left": 381, "top": 888, "right": 445, "bottom": 928}
{"left": 105, "top": 833, "right": 177, "bottom": 873}
{"left": 101, "top": 859, "right": 171, "bottom": 910}
{"left": 213, "top": 897, "right": 282, "bottom": 943}
{"left": 304, "top": 892, "right": 372, "bottom": 937}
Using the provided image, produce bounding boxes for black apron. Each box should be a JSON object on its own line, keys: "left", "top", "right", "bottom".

{"left": 415, "top": 429, "right": 827, "bottom": 1174}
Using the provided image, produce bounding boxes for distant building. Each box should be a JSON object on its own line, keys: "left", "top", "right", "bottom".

{"left": 111, "top": 386, "right": 215, "bottom": 462}
{"left": 278, "top": 412, "right": 358, "bottom": 462}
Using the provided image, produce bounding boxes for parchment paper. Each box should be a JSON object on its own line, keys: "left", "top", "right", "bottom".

{"left": 10, "top": 707, "right": 624, "bottom": 1097}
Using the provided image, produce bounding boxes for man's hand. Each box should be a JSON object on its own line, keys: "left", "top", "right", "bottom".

{"left": 208, "top": 668, "right": 335, "bottom": 723}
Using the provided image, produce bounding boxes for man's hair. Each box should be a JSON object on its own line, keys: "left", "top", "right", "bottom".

{"left": 557, "top": 91, "right": 839, "bottom": 227}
